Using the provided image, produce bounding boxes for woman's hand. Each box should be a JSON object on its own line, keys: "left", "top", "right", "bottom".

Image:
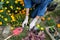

{"left": 22, "top": 16, "right": 29, "bottom": 27}
{"left": 29, "top": 16, "right": 39, "bottom": 30}
{"left": 22, "top": 8, "right": 29, "bottom": 27}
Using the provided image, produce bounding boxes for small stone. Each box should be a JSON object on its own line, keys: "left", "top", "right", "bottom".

{"left": 0, "top": 26, "right": 4, "bottom": 34}
{"left": 2, "top": 24, "right": 11, "bottom": 38}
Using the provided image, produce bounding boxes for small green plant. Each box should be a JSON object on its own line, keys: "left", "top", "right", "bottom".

{"left": 46, "top": 19, "right": 56, "bottom": 26}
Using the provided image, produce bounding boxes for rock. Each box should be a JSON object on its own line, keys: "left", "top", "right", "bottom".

{"left": 0, "top": 26, "right": 4, "bottom": 34}
{"left": 2, "top": 24, "right": 11, "bottom": 38}
{"left": 0, "top": 27, "right": 3, "bottom": 34}
{"left": 0, "top": 26, "right": 5, "bottom": 40}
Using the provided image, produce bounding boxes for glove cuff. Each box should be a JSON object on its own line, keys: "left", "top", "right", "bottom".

{"left": 25, "top": 16, "right": 29, "bottom": 19}
{"left": 26, "top": 16, "right": 28, "bottom": 18}
{"left": 33, "top": 18, "right": 38, "bottom": 22}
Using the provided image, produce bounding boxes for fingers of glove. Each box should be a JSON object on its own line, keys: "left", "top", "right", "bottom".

{"left": 22, "top": 21, "right": 26, "bottom": 27}
{"left": 22, "top": 23, "right": 24, "bottom": 28}
{"left": 22, "top": 21, "right": 28, "bottom": 27}
{"left": 24, "top": 21, "right": 28, "bottom": 25}
{"left": 26, "top": 23, "right": 27, "bottom": 26}
{"left": 29, "top": 23, "right": 35, "bottom": 30}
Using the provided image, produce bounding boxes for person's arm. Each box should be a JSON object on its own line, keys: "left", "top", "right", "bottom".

{"left": 22, "top": 0, "right": 32, "bottom": 27}
{"left": 22, "top": 8, "right": 29, "bottom": 27}
{"left": 26, "top": 8, "right": 29, "bottom": 16}
{"left": 24, "top": 0, "right": 32, "bottom": 16}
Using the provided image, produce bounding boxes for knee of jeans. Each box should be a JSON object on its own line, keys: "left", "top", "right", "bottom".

{"left": 31, "top": 14, "right": 36, "bottom": 18}
{"left": 37, "top": 14, "right": 44, "bottom": 16}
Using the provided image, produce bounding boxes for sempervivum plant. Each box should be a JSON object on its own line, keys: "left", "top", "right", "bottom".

{"left": 46, "top": 18, "right": 56, "bottom": 26}
{"left": 22, "top": 30, "right": 45, "bottom": 40}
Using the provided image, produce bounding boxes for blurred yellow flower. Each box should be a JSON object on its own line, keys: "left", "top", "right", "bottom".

{"left": 4, "top": 18, "right": 8, "bottom": 21}
{"left": 41, "top": 17, "right": 45, "bottom": 21}
{"left": 6, "top": 1, "right": 9, "bottom": 4}
{"left": 10, "top": 6, "right": 13, "bottom": 9}
{"left": 11, "top": 15, "right": 16, "bottom": 21}
{"left": 11, "top": 27, "right": 14, "bottom": 30}
{"left": 5, "top": 7, "right": 7, "bottom": 10}
{"left": 36, "top": 24, "right": 40, "bottom": 28}
{"left": 16, "top": 7, "right": 19, "bottom": 9}
{"left": 57, "top": 24, "right": 60, "bottom": 28}
{"left": 1, "top": 16, "right": 4, "bottom": 18}
{"left": 18, "top": 0, "right": 23, "bottom": 1}
{"left": 21, "top": 10, "right": 26, "bottom": 14}
{"left": 8, "top": 10, "right": 10, "bottom": 13}
{"left": 15, "top": 1, "right": 18, "bottom": 4}
{"left": 20, "top": 2, "right": 24, "bottom": 4}
{"left": 19, "top": 11, "right": 21, "bottom": 13}
{"left": 18, "top": 8, "right": 21, "bottom": 10}
{"left": 1, "top": 0, "right": 4, "bottom": 2}
{"left": 47, "top": 17, "right": 51, "bottom": 20}
{"left": 40, "top": 27, "right": 44, "bottom": 31}
{"left": 15, "top": 10, "right": 17, "bottom": 13}
{"left": 9, "top": 13, "right": 11, "bottom": 16}
{"left": 0, "top": 22, "right": 2, "bottom": 25}
{"left": 0, "top": 10, "right": 4, "bottom": 13}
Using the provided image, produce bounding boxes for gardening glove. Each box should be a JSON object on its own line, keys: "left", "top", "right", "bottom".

{"left": 29, "top": 18, "right": 38, "bottom": 31}
{"left": 22, "top": 16, "right": 29, "bottom": 28}
{"left": 34, "top": 19, "right": 41, "bottom": 30}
